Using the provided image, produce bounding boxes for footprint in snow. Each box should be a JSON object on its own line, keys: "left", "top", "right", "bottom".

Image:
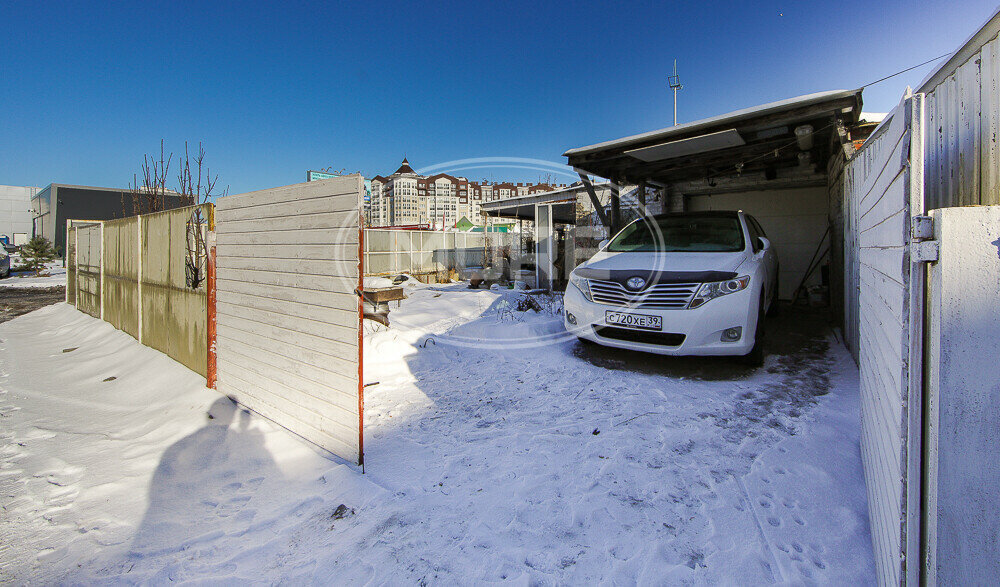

{"left": 216, "top": 495, "right": 252, "bottom": 518}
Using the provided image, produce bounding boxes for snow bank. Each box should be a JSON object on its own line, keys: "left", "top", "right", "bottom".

{"left": 0, "top": 304, "right": 384, "bottom": 583}
{"left": 2, "top": 287, "right": 875, "bottom": 583}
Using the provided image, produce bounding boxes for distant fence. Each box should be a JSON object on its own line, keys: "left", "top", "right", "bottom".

{"left": 363, "top": 229, "right": 516, "bottom": 279}
{"left": 66, "top": 204, "right": 213, "bottom": 377}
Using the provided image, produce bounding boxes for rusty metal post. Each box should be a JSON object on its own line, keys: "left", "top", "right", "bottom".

{"left": 206, "top": 205, "right": 218, "bottom": 390}
{"left": 357, "top": 187, "right": 366, "bottom": 469}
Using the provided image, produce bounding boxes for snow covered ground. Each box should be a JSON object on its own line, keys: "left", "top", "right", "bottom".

{"left": 0, "top": 284, "right": 875, "bottom": 583}
{"left": 0, "top": 259, "right": 66, "bottom": 289}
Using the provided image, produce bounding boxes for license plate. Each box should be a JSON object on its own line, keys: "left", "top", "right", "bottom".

{"left": 605, "top": 310, "right": 662, "bottom": 331}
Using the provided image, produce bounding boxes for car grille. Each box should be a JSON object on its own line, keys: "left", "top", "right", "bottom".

{"left": 586, "top": 279, "right": 699, "bottom": 309}
{"left": 593, "top": 326, "right": 686, "bottom": 347}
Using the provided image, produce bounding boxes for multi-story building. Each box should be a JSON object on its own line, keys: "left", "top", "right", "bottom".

{"left": 368, "top": 158, "right": 565, "bottom": 228}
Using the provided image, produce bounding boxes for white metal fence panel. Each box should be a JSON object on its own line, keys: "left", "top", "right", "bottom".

{"left": 363, "top": 228, "right": 514, "bottom": 277}
{"left": 922, "top": 19, "right": 1000, "bottom": 209}
{"left": 215, "top": 176, "right": 364, "bottom": 464}
{"left": 847, "top": 92, "right": 924, "bottom": 585}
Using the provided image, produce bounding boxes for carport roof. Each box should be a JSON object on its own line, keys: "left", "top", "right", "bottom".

{"left": 480, "top": 183, "right": 597, "bottom": 224}
{"left": 564, "top": 89, "right": 863, "bottom": 187}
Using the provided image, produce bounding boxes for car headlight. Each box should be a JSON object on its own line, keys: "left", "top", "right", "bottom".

{"left": 569, "top": 272, "right": 592, "bottom": 301}
{"left": 688, "top": 275, "right": 750, "bottom": 309}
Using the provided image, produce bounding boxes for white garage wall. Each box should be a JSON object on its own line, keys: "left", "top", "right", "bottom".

{"left": 215, "top": 176, "right": 364, "bottom": 464}
{"left": 0, "top": 184, "right": 36, "bottom": 241}
{"left": 686, "top": 186, "right": 828, "bottom": 299}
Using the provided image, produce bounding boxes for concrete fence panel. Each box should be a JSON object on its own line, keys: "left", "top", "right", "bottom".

{"left": 102, "top": 216, "right": 140, "bottom": 338}
{"left": 75, "top": 223, "right": 103, "bottom": 319}
{"left": 65, "top": 223, "right": 77, "bottom": 305}
{"left": 140, "top": 206, "right": 211, "bottom": 376}
{"left": 66, "top": 204, "right": 212, "bottom": 378}
{"left": 924, "top": 205, "right": 1000, "bottom": 583}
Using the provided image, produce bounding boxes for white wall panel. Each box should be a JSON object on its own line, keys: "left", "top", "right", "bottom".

{"left": 846, "top": 92, "right": 923, "bottom": 586}
{"left": 686, "top": 186, "right": 828, "bottom": 299}
{"left": 215, "top": 176, "right": 364, "bottom": 464}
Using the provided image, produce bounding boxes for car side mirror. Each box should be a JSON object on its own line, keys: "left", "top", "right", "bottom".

{"left": 598, "top": 239, "right": 610, "bottom": 250}
{"left": 756, "top": 236, "right": 770, "bottom": 253}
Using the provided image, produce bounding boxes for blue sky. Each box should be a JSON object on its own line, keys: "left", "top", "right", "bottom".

{"left": 1, "top": 0, "right": 996, "bottom": 195}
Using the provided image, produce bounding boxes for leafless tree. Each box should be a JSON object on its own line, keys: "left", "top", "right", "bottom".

{"left": 177, "top": 141, "right": 227, "bottom": 205}
{"left": 124, "top": 140, "right": 173, "bottom": 216}
{"left": 176, "top": 142, "right": 227, "bottom": 289}
{"left": 124, "top": 140, "right": 228, "bottom": 289}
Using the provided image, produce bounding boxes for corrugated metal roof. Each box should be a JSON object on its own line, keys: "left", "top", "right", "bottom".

{"left": 563, "top": 89, "right": 861, "bottom": 158}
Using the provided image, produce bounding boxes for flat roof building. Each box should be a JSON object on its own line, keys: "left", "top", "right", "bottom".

{"left": 31, "top": 184, "right": 188, "bottom": 254}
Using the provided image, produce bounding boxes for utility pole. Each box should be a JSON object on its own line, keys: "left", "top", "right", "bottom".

{"left": 668, "top": 59, "right": 683, "bottom": 126}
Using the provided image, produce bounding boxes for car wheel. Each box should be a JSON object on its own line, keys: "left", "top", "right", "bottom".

{"left": 741, "top": 296, "right": 766, "bottom": 366}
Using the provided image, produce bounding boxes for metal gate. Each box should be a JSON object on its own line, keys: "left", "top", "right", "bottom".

{"left": 214, "top": 176, "right": 365, "bottom": 464}
{"left": 69, "top": 221, "right": 103, "bottom": 319}
{"left": 845, "top": 90, "right": 926, "bottom": 585}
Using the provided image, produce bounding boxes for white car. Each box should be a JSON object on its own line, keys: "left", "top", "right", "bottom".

{"left": 564, "top": 211, "right": 779, "bottom": 365}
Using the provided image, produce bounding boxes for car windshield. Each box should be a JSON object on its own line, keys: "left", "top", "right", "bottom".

{"left": 606, "top": 215, "right": 745, "bottom": 253}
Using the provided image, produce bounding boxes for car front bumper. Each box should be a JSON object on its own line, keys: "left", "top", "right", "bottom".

{"left": 563, "top": 282, "right": 758, "bottom": 356}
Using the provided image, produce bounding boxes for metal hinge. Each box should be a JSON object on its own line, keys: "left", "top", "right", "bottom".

{"left": 911, "top": 215, "right": 934, "bottom": 240}
{"left": 912, "top": 240, "right": 939, "bottom": 262}
{"left": 911, "top": 215, "right": 938, "bottom": 262}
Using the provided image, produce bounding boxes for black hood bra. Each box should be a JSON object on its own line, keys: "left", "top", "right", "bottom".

{"left": 573, "top": 267, "right": 738, "bottom": 289}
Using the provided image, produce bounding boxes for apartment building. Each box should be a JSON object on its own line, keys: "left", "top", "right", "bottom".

{"left": 368, "top": 158, "right": 564, "bottom": 228}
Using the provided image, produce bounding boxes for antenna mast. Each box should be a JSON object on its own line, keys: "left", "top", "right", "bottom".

{"left": 668, "top": 59, "right": 683, "bottom": 126}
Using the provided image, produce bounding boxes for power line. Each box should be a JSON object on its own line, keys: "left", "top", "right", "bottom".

{"left": 861, "top": 52, "right": 951, "bottom": 89}
{"left": 677, "top": 52, "right": 952, "bottom": 182}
